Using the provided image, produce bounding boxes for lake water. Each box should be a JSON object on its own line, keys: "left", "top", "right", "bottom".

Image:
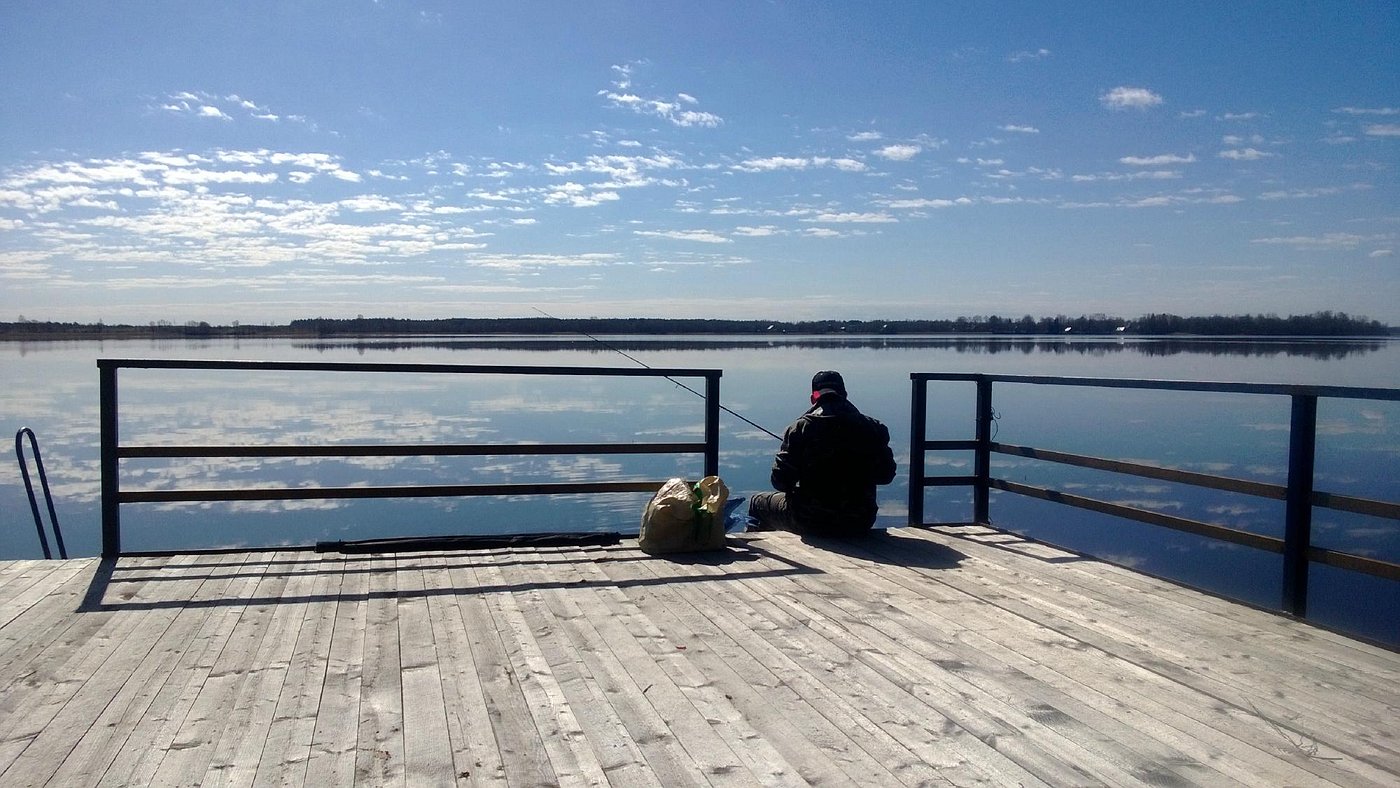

{"left": 3, "top": 335, "right": 1397, "bottom": 644}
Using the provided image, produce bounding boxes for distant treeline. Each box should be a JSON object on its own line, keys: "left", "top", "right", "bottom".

{"left": 0, "top": 311, "right": 1391, "bottom": 339}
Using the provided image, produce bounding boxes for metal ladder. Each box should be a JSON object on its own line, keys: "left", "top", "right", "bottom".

{"left": 16, "top": 428, "right": 66, "bottom": 559}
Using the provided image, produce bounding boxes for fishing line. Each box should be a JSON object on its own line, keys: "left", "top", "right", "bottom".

{"left": 530, "top": 307, "right": 784, "bottom": 441}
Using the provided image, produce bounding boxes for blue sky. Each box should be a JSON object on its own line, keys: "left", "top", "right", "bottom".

{"left": 2, "top": 1, "right": 1397, "bottom": 324}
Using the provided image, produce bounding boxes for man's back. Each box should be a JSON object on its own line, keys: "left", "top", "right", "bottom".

{"left": 748, "top": 370, "right": 898, "bottom": 536}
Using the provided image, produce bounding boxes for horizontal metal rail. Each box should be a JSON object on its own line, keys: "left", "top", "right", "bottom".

{"left": 910, "top": 372, "right": 1400, "bottom": 402}
{"left": 908, "top": 372, "right": 1400, "bottom": 620}
{"left": 990, "top": 479, "right": 1286, "bottom": 552}
{"left": 120, "top": 480, "right": 667, "bottom": 504}
{"left": 100, "top": 359, "right": 723, "bottom": 556}
{"left": 118, "top": 442, "right": 705, "bottom": 459}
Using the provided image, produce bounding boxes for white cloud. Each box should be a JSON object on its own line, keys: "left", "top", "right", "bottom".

{"left": 543, "top": 183, "right": 621, "bottom": 208}
{"left": 1100, "top": 86, "right": 1164, "bottom": 110}
{"left": 162, "top": 168, "right": 279, "bottom": 185}
{"left": 733, "top": 225, "right": 781, "bottom": 237}
{"left": 156, "top": 91, "right": 311, "bottom": 128}
{"left": 338, "top": 196, "right": 404, "bottom": 212}
{"left": 874, "top": 144, "right": 921, "bottom": 161}
{"left": 1258, "top": 187, "right": 1344, "bottom": 200}
{"left": 848, "top": 131, "right": 883, "bottom": 142}
{"left": 1364, "top": 124, "right": 1400, "bottom": 137}
{"left": 1119, "top": 153, "right": 1196, "bottom": 166}
{"left": 466, "top": 253, "right": 620, "bottom": 270}
{"left": 733, "top": 156, "right": 810, "bottom": 172}
{"left": 599, "top": 66, "right": 722, "bottom": 128}
{"left": 1000, "top": 124, "right": 1039, "bottom": 134}
{"left": 882, "top": 197, "right": 971, "bottom": 209}
{"left": 1251, "top": 233, "right": 1391, "bottom": 249}
{"left": 1219, "top": 111, "right": 1261, "bottom": 121}
{"left": 1008, "top": 48, "right": 1051, "bottom": 63}
{"left": 1369, "top": 249, "right": 1393, "bottom": 258}
{"left": 802, "top": 212, "right": 897, "bottom": 224}
{"left": 1219, "top": 148, "right": 1275, "bottom": 161}
{"left": 634, "top": 229, "right": 731, "bottom": 244}
{"left": 732, "top": 156, "right": 867, "bottom": 173}
{"left": 1071, "top": 170, "right": 1181, "bottom": 183}
{"left": 1334, "top": 107, "right": 1400, "bottom": 116}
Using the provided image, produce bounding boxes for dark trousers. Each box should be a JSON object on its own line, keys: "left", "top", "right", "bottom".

{"left": 748, "top": 491, "right": 874, "bottom": 537}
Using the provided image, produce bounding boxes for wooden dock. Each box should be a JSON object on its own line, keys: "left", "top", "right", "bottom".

{"left": 0, "top": 524, "right": 1396, "bottom": 787}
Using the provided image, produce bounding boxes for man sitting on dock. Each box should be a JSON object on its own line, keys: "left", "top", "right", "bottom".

{"left": 747, "top": 370, "right": 897, "bottom": 537}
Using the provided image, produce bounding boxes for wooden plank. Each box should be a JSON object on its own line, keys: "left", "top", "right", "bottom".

{"left": 469, "top": 547, "right": 612, "bottom": 787}
{"left": 420, "top": 553, "right": 508, "bottom": 785}
{"left": 521, "top": 549, "right": 710, "bottom": 787}
{"left": 489, "top": 545, "right": 667, "bottom": 787}
{"left": 198, "top": 551, "right": 325, "bottom": 787}
{"left": 887, "top": 530, "right": 1400, "bottom": 773}
{"left": 932, "top": 523, "right": 1400, "bottom": 677}
{"left": 0, "top": 560, "right": 47, "bottom": 597}
{"left": 0, "top": 559, "right": 94, "bottom": 630}
{"left": 0, "top": 536, "right": 1396, "bottom": 787}
{"left": 0, "top": 559, "right": 147, "bottom": 690}
{"left": 11, "top": 554, "right": 252, "bottom": 787}
{"left": 43, "top": 553, "right": 254, "bottom": 787}
{"left": 686, "top": 538, "right": 1058, "bottom": 786}
{"left": 138, "top": 552, "right": 297, "bottom": 787}
{"left": 822, "top": 530, "right": 1400, "bottom": 786}
{"left": 651, "top": 552, "right": 951, "bottom": 787}
{"left": 871, "top": 527, "right": 1400, "bottom": 723}
{"left": 769, "top": 535, "right": 1227, "bottom": 786}
{"left": 445, "top": 551, "right": 558, "bottom": 786}
{"left": 394, "top": 554, "right": 456, "bottom": 788}
{"left": 0, "top": 561, "right": 101, "bottom": 682}
{"left": 250, "top": 555, "right": 343, "bottom": 787}
{"left": 303, "top": 555, "right": 369, "bottom": 787}
{"left": 352, "top": 555, "right": 406, "bottom": 787}
{"left": 0, "top": 555, "right": 192, "bottom": 781}
{"left": 93, "top": 554, "right": 276, "bottom": 787}
{"left": 599, "top": 543, "right": 904, "bottom": 786}
{"left": 558, "top": 548, "right": 792, "bottom": 786}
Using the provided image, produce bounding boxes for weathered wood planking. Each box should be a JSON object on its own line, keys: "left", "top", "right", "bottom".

{"left": 0, "top": 525, "right": 1396, "bottom": 787}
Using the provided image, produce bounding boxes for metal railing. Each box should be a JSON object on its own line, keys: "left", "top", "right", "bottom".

{"left": 99, "top": 359, "right": 722, "bottom": 557}
{"left": 908, "top": 373, "right": 1400, "bottom": 617}
{"left": 16, "top": 428, "right": 67, "bottom": 559}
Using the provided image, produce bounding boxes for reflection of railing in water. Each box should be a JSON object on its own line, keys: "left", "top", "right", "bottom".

{"left": 97, "top": 359, "right": 722, "bottom": 558}
{"left": 908, "top": 373, "right": 1400, "bottom": 619}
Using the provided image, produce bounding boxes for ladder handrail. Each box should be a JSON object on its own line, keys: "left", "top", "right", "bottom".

{"left": 15, "top": 428, "right": 66, "bottom": 559}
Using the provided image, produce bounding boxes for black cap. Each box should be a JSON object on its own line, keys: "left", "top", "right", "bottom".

{"left": 811, "top": 370, "right": 846, "bottom": 397}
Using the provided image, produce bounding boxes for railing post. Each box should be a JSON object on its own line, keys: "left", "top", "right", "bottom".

{"left": 703, "top": 372, "right": 720, "bottom": 478}
{"left": 973, "top": 378, "right": 993, "bottom": 524}
{"left": 99, "top": 362, "right": 121, "bottom": 558}
{"left": 908, "top": 376, "right": 927, "bottom": 526}
{"left": 1282, "top": 394, "right": 1317, "bottom": 616}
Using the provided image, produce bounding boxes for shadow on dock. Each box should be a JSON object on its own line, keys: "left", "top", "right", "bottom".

{"left": 75, "top": 539, "right": 835, "bottom": 613}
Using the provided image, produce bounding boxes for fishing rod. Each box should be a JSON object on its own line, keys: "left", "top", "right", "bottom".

{"left": 530, "top": 307, "right": 784, "bottom": 441}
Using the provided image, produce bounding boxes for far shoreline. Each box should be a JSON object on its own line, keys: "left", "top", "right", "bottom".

{"left": 1, "top": 311, "right": 1393, "bottom": 341}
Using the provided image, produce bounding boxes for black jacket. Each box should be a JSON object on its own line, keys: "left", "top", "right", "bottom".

{"left": 770, "top": 393, "right": 897, "bottom": 531}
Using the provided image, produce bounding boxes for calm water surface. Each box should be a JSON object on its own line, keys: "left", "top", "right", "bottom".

{"left": 3, "top": 335, "right": 1396, "bottom": 643}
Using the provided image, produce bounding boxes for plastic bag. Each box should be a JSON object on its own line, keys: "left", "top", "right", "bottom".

{"left": 639, "top": 476, "right": 729, "bottom": 554}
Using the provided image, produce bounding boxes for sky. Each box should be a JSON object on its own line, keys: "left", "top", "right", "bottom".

{"left": 1, "top": 1, "right": 1397, "bottom": 324}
